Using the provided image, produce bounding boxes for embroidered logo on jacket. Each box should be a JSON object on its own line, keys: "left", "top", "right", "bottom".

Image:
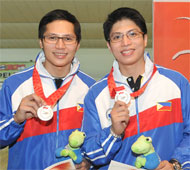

{"left": 106, "top": 108, "right": 112, "bottom": 120}
{"left": 157, "top": 102, "right": 172, "bottom": 111}
{"left": 77, "top": 103, "right": 84, "bottom": 112}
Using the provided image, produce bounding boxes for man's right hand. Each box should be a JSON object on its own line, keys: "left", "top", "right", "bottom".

{"left": 110, "top": 100, "right": 130, "bottom": 136}
{"left": 14, "top": 94, "right": 46, "bottom": 124}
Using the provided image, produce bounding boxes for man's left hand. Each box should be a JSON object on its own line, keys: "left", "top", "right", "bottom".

{"left": 155, "top": 160, "right": 174, "bottom": 170}
{"left": 75, "top": 159, "right": 91, "bottom": 170}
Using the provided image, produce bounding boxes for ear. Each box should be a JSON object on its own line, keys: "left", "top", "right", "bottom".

{"left": 143, "top": 34, "right": 148, "bottom": 48}
{"left": 39, "top": 39, "right": 43, "bottom": 49}
{"left": 76, "top": 43, "right": 80, "bottom": 51}
{"left": 106, "top": 42, "right": 112, "bottom": 53}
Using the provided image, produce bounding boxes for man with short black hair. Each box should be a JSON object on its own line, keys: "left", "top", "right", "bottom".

{"left": 82, "top": 7, "right": 190, "bottom": 170}
{"left": 0, "top": 9, "right": 95, "bottom": 169}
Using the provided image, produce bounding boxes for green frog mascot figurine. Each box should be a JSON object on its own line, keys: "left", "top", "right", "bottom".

{"left": 131, "top": 135, "right": 160, "bottom": 170}
{"left": 55, "top": 129, "right": 86, "bottom": 164}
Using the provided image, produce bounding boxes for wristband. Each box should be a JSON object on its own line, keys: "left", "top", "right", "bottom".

{"left": 169, "top": 159, "right": 182, "bottom": 170}
{"left": 110, "top": 129, "right": 122, "bottom": 138}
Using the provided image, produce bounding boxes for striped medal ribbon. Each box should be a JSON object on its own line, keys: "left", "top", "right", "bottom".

{"left": 107, "top": 65, "right": 157, "bottom": 100}
{"left": 32, "top": 66, "right": 75, "bottom": 121}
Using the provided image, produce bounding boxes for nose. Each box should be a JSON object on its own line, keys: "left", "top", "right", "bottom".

{"left": 55, "top": 38, "right": 66, "bottom": 49}
{"left": 121, "top": 35, "right": 132, "bottom": 46}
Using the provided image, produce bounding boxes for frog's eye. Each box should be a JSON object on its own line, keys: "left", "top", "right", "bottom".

{"left": 83, "top": 133, "right": 86, "bottom": 137}
{"left": 146, "top": 137, "right": 152, "bottom": 142}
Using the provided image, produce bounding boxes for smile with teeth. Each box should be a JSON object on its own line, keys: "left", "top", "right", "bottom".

{"left": 54, "top": 52, "right": 67, "bottom": 56}
{"left": 121, "top": 49, "right": 134, "bottom": 55}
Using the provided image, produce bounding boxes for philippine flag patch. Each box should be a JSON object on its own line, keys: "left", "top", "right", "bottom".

{"left": 77, "top": 103, "right": 84, "bottom": 112}
{"left": 157, "top": 102, "right": 172, "bottom": 111}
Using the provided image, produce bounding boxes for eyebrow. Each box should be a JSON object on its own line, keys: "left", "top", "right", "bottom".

{"left": 45, "top": 33, "right": 75, "bottom": 37}
{"left": 111, "top": 29, "right": 140, "bottom": 35}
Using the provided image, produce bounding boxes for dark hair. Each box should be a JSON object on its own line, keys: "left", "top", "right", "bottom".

{"left": 103, "top": 7, "right": 147, "bottom": 42}
{"left": 38, "top": 9, "right": 81, "bottom": 42}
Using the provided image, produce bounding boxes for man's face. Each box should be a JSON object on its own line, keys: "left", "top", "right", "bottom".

{"left": 39, "top": 20, "right": 80, "bottom": 75}
{"left": 107, "top": 19, "right": 147, "bottom": 69}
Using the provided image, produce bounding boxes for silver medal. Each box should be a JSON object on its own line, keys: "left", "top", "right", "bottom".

{"left": 115, "top": 91, "right": 131, "bottom": 104}
{"left": 37, "top": 105, "right": 53, "bottom": 121}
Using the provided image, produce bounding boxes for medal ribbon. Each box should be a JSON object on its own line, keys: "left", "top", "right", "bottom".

{"left": 108, "top": 65, "right": 157, "bottom": 99}
{"left": 33, "top": 66, "right": 75, "bottom": 107}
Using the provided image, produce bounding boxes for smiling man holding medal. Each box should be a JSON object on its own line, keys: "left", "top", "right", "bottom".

{"left": 0, "top": 9, "right": 95, "bottom": 170}
{"left": 81, "top": 7, "right": 190, "bottom": 170}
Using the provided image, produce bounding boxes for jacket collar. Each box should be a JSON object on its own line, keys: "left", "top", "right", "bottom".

{"left": 112, "top": 52, "right": 154, "bottom": 87}
{"left": 35, "top": 51, "right": 80, "bottom": 80}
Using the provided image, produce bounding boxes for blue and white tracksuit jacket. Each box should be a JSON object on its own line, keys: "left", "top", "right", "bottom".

{"left": 0, "top": 51, "right": 95, "bottom": 169}
{"left": 81, "top": 53, "right": 190, "bottom": 169}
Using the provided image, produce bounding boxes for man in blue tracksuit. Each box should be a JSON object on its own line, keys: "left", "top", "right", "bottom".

{"left": 81, "top": 7, "right": 190, "bottom": 170}
{"left": 0, "top": 9, "right": 95, "bottom": 169}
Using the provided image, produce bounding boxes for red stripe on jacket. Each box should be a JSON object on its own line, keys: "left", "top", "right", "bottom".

{"left": 17, "top": 106, "right": 83, "bottom": 142}
{"left": 123, "top": 116, "right": 138, "bottom": 139}
{"left": 123, "top": 98, "right": 183, "bottom": 139}
{"left": 59, "top": 107, "right": 83, "bottom": 130}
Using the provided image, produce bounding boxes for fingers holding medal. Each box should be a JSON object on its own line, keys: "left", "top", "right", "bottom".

{"left": 110, "top": 90, "right": 131, "bottom": 137}
{"left": 31, "top": 94, "right": 54, "bottom": 121}
{"left": 14, "top": 94, "right": 47, "bottom": 124}
{"left": 26, "top": 94, "right": 54, "bottom": 121}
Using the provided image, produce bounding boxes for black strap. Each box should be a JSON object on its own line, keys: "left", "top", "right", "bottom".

{"left": 126, "top": 75, "right": 143, "bottom": 92}
{"left": 54, "top": 79, "right": 63, "bottom": 89}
